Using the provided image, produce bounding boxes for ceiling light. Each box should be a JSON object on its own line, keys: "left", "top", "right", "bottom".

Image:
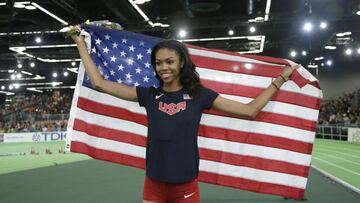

{"left": 290, "top": 51, "right": 297, "bottom": 57}
{"left": 25, "top": 5, "right": 36, "bottom": 10}
{"left": 302, "top": 51, "right": 307, "bottom": 56}
{"left": 13, "top": 83, "right": 20, "bottom": 89}
{"left": 31, "top": 2, "right": 68, "bottom": 25}
{"left": 178, "top": 30, "right": 187, "bottom": 38}
{"left": 14, "top": 3, "right": 26, "bottom": 8}
{"left": 303, "top": 22, "right": 313, "bottom": 32}
{"left": 228, "top": 29, "right": 234, "bottom": 36}
{"left": 35, "top": 37, "right": 42, "bottom": 43}
{"left": 16, "top": 73, "right": 22, "bottom": 79}
{"left": 345, "top": 48, "right": 352, "bottom": 55}
{"left": 52, "top": 82, "right": 57, "bottom": 86}
{"left": 357, "top": 48, "right": 360, "bottom": 54}
{"left": 134, "top": 0, "right": 151, "bottom": 4}
{"left": 324, "top": 46, "right": 336, "bottom": 50}
{"left": 326, "top": 60, "right": 332, "bottom": 66}
{"left": 10, "top": 74, "right": 16, "bottom": 80}
{"left": 53, "top": 72, "right": 58, "bottom": 78}
{"left": 63, "top": 71, "right": 69, "bottom": 77}
{"left": 321, "top": 63, "right": 324, "bottom": 66}
{"left": 356, "top": 10, "right": 360, "bottom": 15}
{"left": 1, "top": 86, "right": 5, "bottom": 90}
{"left": 17, "top": 64, "right": 22, "bottom": 68}
{"left": 9, "top": 85, "right": 13, "bottom": 90}
{"left": 249, "top": 26, "right": 256, "bottom": 33}
{"left": 320, "top": 22, "right": 327, "bottom": 29}
{"left": 30, "top": 62, "right": 35, "bottom": 67}
{"left": 336, "top": 32, "right": 352, "bottom": 37}
{"left": 71, "top": 61, "right": 76, "bottom": 66}
{"left": 314, "top": 57, "right": 324, "bottom": 61}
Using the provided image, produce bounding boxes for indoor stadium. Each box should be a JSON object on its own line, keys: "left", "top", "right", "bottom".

{"left": 0, "top": 0, "right": 360, "bottom": 202}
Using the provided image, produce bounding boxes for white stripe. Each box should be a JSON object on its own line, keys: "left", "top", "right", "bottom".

{"left": 189, "top": 47, "right": 280, "bottom": 67}
{"left": 75, "top": 108, "right": 148, "bottom": 137}
{"left": 79, "top": 86, "right": 146, "bottom": 115}
{"left": 199, "top": 160, "right": 307, "bottom": 188}
{"left": 80, "top": 86, "right": 318, "bottom": 123}
{"left": 72, "top": 130, "right": 146, "bottom": 159}
{"left": 197, "top": 67, "right": 322, "bottom": 99}
{"left": 198, "top": 137, "right": 311, "bottom": 166}
{"left": 200, "top": 114, "right": 315, "bottom": 143}
{"left": 220, "top": 94, "right": 319, "bottom": 121}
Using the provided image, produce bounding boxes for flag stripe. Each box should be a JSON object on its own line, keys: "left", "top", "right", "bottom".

{"left": 188, "top": 46, "right": 285, "bottom": 67}
{"left": 191, "top": 55, "right": 284, "bottom": 77}
{"left": 198, "top": 171, "right": 305, "bottom": 198}
{"left": 205, "top": 109, "right": 316, "bottom": 132}
{"left": 202, "top": 79, "right": 321, "bottom": 110}
{"left": 197, "top": 68, "right": 322, "bottom": 99}
{"left": 218, "top": 93, "right": 319, "bottom": 121}
{"left": 71, "top": 141, "right": 145, "bottom": 169}
{"left": 198, "top": 125, "right": 313, "bottom": 154}
{"left": 199, "top": 148, "right": 309, "bottom": 177}
{"left": 199, "top": 160, "right": 307, "bottom": 188}
{"left": 198, "top": 137, "right": 311, "bottom": 166}
{"left": 73, "top": 118, "right": 147, "bottom": 147}
{"left": 72, "top": 130, "right": 146, "bottom": 159}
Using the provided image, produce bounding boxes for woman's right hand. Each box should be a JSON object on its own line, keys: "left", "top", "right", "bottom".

{"left": 69, "top": 25, "right": 84, "bottom": 44}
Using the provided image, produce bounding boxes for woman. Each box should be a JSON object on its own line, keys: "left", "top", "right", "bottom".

{"left": 71, "top": 26, "right": 296, "bottom": 203}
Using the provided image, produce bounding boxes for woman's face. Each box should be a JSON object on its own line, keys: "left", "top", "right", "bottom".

{"left": 155, "top": 48, "right": 183, "bottom": 85}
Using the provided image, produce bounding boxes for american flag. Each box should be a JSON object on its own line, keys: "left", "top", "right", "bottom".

{"left": 66, "top": 24, "right": 322, "bottom": 199}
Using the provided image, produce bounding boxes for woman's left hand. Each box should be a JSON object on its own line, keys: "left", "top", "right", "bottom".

{"left": 281, "top": 64, "right": 299, "bottom": 80}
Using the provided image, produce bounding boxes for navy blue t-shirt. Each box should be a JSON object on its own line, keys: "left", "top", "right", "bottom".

{"left": 136, "top": 86, "right": 219, "bottom": 183}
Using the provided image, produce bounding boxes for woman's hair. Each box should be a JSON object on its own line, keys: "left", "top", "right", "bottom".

{"left": 151, "top": 40, "right": 202, "bottom": 97}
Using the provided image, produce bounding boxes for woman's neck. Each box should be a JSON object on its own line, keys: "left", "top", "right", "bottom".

{"left": 162, "top": 82, "right": 183, "bottom": 92}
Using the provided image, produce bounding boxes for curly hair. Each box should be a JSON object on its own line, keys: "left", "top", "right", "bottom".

{"left": 151, "top": 40, "right": 202, "bottom": 97}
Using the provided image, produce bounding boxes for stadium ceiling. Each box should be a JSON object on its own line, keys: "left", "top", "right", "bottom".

{"left": 0, "top": 0, "right": 359, "bottom": 97}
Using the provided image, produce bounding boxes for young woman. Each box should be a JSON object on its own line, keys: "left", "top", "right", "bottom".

{"left": 71, "top": 27, "right": 297, "bottom": 203}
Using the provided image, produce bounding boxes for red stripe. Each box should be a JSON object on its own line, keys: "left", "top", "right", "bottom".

{"left": 186, "top": 44, "right": 288, "bottom": 66}
{"left": 199, "top": 148, "right": 309, "bottom": 177}
{"left": 77, "top": 96, "right": 148, "bottom": 126}
{"left": 198, "top": 171, "right": 305, "bottom": 199}
{"left": 201, "top": 79, "right": 321, "bottom": 109}
{"left": 205, "top": 108, "right": 317, "bottom": 132}
{"left": 198, "top": 125, "right": 313, "bottom": 154}
{"left": 70, "top": 141, "right": 146, "bottom": 169}
{"left": 191, "top": 55, "right": 283, "bottom": 78}
{"left": 77, "top": 97, "right": 314, "bottom": 154}
{"left": 73, "top": 119, "right": 147, "bottom": 147}
{"left": 186, "top": 44, "right": 320, "bottom": 90}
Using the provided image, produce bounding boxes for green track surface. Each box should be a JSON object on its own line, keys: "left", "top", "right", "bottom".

{"left": 0, "top": 141, "right": 90, "bottom": 175}
{"left": 0, "top": 140, "right": 360, "bottom": 202}
{"left": 312, "top": 139, "right": 360, "bottom": 189}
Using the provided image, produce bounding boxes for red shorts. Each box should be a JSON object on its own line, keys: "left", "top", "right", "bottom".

{"left": 143, "top": 176, "right": 200, "bottom": 203}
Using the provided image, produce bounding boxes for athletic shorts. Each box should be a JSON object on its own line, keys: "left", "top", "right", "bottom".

{"left": 143, "top": 176, "right": 200, "bottom": 203}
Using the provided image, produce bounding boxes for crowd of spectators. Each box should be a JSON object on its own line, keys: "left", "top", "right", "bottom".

{"left": 318, "top": 88, "right": 360, "bottom": 126}
{"left": 0, "top": 90, "right": 72, "bottom": 133}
